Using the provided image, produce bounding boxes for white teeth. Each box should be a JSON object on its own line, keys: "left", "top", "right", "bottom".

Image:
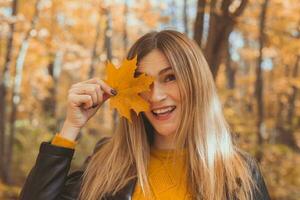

{"left": 152, "top": 106, "right": 175, "bottom": 114}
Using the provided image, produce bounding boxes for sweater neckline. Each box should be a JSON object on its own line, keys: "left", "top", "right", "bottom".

{"left": 150, "top": 146, "right": 186, "bottom": 159}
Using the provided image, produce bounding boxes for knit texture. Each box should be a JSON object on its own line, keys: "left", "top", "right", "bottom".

{"left": 50, "top": 136, "right": 191, "bottom": 199}
{"left": 51, "top": 133, "right": 77, "bottom": 149}
{"left": 132, "top": 147, "right": 191, "bottom": 200}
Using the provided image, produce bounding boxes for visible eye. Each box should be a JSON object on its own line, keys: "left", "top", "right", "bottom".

{"left": 164, "top": 74, "right": 176, "bottom": 82}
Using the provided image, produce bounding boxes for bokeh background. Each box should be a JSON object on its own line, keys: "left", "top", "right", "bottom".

{"left": 0, "top": 0, "right": 300, "bottom": 199}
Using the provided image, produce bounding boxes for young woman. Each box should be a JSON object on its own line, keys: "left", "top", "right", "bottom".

{"left": 20, "top": 30, "right": 270, "bottom": 200}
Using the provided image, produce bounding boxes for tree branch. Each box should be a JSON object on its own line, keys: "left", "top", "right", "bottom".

{"left": 231, "top": 0, "right": 248, "bottom": 18}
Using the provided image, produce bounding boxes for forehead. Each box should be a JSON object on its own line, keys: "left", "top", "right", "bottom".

{"left": 137, "top": 49, "right": 172, "bottom": 75}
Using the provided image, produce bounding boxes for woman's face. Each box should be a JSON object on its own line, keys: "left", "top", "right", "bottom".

{"left": 137, "top": 49, "right": 181, "bottom": 141}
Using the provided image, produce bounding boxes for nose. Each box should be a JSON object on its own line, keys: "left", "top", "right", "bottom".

{"left": 147, "top": 82, "right": 167, "bottom": 103}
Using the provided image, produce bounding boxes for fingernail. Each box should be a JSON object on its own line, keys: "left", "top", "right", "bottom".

{"left": 111, "top": 89, "right": 117, "bottom": 96}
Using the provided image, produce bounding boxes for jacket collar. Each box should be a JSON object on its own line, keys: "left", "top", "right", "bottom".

{"left": 105, "top": 178, "right": 137, "bottom": 200}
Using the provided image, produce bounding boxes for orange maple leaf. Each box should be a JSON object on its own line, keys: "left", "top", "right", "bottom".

{"left": 105, "top": 56, "right": 154, "bottom": 122}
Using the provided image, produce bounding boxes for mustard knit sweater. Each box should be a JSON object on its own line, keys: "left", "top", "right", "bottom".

{"left": 51, "top": 134, "right": 191, "bottom": 200}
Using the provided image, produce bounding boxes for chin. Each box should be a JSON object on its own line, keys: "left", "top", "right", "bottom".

{"left": 152, "top": 125, "right": 175, "bottom": 135}
{"left": 143, "top": 110, "right": 178, "bottom": 133}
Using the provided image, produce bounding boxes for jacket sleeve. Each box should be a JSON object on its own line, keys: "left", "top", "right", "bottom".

{"left": 249, "top": 157, "right": 271, "bottom": 200}
{"left": 238, "top": 151, "right": 271, "bottom": 200}
{"left": 19, "top": 142, "right": 75, "bottom": 200}
{"left": 19, "top": 137, "right": 111, "bottom": 200}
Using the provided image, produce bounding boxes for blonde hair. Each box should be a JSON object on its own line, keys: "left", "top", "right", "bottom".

{"left": 79, "top": 30, "right": 256, "bottom": 200}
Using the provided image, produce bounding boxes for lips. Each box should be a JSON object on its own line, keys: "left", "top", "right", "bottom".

{"left": 151, "top": 106, "right": 176, "bottom": 116}
{"left": 149, "top": 106, "right": 176, "bottom": 122}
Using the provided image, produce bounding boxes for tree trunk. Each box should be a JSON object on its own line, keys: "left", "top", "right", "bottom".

{"left": 183, "top": 0, "right": 189, "bottom": 35}
{"left": 286, "top": 57, "right": 299, "bottom": 126}
{"left": 274, "top": 56, "right": 300, "bottom": 151}
{"left": 255, "top": 0, "right": 269, "bottom": 161}
{"left": 123, "top": 0, "right": 129, "bottom": 53}
{"left": 104, "top": 8, "right": 112, "bottom": 62}
{"left": 88, "top": 11, "right": 102, "bottom": 79}
{"left": 193, "top": 0, "right": 248, "bottom": 79}
{"left": 43, "top": 51, "right": 63, "bottom": 133}
{"left": 225, "top": 43, "right": 236, "bottom": 90}
{"left": 193, "top": 0, "right": 206, "bottom": 47}
{"left": 5, "top": 0, "right": 41, "bottom": 184}
{"left": 0, "top": 0, "right": 18, "bottom": 183}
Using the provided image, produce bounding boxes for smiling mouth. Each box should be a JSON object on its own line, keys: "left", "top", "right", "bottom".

{"left": 151, "top": 106, "right": 176, "bottom": 116}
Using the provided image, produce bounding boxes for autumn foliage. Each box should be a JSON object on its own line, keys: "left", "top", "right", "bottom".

{"left": 0, "top": 0, "right": 299, "bottom": 200}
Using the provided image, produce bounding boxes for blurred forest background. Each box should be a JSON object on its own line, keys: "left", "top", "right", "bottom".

{"left": 0, "top": 0, "right": 300, "bottom": 199}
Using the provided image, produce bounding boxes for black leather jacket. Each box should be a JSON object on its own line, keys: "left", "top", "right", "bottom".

{"left": 19, "top": 138, "right": 271, "bottom": 200}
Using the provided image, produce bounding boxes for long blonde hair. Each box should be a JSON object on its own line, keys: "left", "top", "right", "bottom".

{"left": 79, "top": 30, "right": 256, "bottom": 200}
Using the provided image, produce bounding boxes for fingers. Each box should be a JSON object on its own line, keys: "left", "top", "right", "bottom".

{"left": 99, "top": 80, "right": 117, "bottom": 96}
{"left": 70, "top": 84, "right": 99, "bottom": 106}
{"left": 69, "top": 94, "right": 94, "bottom": 109}
{"left": 80, "top": 78, "right": 117, "bottom": 96}
{"left": 69, "top": 78, "right": 117, "bottom": 109}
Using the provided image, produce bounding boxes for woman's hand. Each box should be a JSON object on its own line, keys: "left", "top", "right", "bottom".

{"left": 60, "top": 78, "right": 116, "bottom": 141}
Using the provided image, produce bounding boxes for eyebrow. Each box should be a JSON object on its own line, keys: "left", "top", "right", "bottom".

{"left": 135, "top": 66, "right": 173, "bottom": 76}
{"left": 158, "top": 66, "right": 172, "bottom": 75}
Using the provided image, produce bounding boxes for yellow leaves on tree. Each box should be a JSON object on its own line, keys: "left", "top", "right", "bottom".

{"left": 105, "top": 57, "right": 154, "bottom": 122}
